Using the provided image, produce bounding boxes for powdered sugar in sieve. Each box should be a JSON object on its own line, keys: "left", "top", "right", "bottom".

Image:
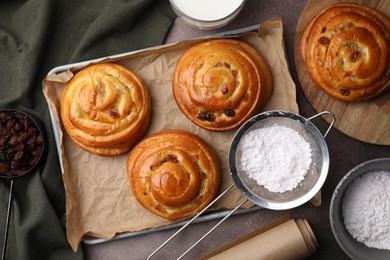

{"left": 239, "top": 124, "right": 313, "bottom": 193}
{"left": 229, "top": 110, "right": 334, "bottom": 210}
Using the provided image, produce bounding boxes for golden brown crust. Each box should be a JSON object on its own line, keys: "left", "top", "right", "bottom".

{"left": 126, "top": 130, "right": 220, "bottom": 221}
{"left": 61, "top": 63, "right": 151, "bottom": 156}
{"left": 173, "top": 39, "right": 273, "bottom": 131}
{"left": 301, "top": 3, "right": 390, "bottom": 101}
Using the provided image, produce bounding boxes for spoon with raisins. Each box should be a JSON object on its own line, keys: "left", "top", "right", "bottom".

{"left": 0, "top": 110, "right": 45, "bottom": 260}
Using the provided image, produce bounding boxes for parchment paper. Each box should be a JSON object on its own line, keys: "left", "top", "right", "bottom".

{"left": 202, "top": 216, "right": 318, "bottom": 259}
{"left": 42, "top": 17, "right": 311, "bottom": 251}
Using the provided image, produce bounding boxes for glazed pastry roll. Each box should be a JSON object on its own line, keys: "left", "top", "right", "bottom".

{"left": 61, "top": 63, "right": 151, "bottom": 156}
{"left": 127, "top": 130, "right": 220, "bottom": 221}
{"left": 173, "top": 39, "right": 273, "bottom": 131}
{"left": 301, "top": 3, "right": 390, "bottom": 101}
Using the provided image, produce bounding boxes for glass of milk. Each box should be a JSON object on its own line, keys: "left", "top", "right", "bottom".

{"left": 170, "top": 0, "right": 246, "bottom": 29}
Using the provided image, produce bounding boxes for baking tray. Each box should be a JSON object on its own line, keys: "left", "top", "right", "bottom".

{"left": 46, "top": 24, "right": 263, "bottom": 245}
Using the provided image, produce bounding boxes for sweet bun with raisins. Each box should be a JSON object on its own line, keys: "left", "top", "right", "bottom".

{"left": 301, "top": 3, "right": 390, "bottom": 101}
{"left": 172, "top": 39, "right": 273, "bottom": 131}
{"left": 61, "top": 63, "right": 151, "bottom": 156}
{"left": 126, "top": 130, "right": 220, "bottom": 221}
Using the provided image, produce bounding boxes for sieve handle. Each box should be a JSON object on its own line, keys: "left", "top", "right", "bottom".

{"left": 147, "top": 184, "right": 236, "bottom": 260}
{"left": 177, "top": 198, "right": 248, "bottom": 260}
{"left": 307, "top": 111, "right": 336, "bottom": 138}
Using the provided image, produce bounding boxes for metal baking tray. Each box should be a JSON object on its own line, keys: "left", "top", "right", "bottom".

{"left": 46, "top": 24, "right": 262, "bottom": 245}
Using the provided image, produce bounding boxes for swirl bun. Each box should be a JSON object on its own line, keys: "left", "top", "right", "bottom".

{"left": 301, "top": 3, "right": 390, "bottom": 101}
{"left": 61, "top": 63, "right": 151, "bottom": 156}
{"left": 127, "top": 130, "right": 220, "bottom": 221}
{"left": 173, "top": 39, "right": 273, "bottom": 131}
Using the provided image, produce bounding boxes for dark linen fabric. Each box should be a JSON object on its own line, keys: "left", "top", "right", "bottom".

{"left": 0, "top": 0, "right": 175, "bottom": 259}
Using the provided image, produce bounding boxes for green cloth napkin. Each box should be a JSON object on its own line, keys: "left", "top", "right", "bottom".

{"left": 0, "top": 0, "right": 175, "bottom": 259}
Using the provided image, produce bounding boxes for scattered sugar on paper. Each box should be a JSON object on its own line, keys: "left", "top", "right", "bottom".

{"left": 239, "top": 124, "right": 312, "bottom": 193}
{"left": 342, "top": 170, "right": 390, "bottom": 250}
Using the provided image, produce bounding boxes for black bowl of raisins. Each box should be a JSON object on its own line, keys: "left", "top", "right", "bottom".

{"left": 0, "top": 109, "right": 45, "bottom": 178}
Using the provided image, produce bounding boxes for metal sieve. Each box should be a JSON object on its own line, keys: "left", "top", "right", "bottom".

{"left": 148, "top": 110, "right": 335, "bottom": 259}
{"left": 229, "top": 110, "right": 334, "bottom": 210}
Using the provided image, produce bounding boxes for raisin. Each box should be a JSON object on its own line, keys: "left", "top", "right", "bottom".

{"left": 321, "top": 27, "right": 327, "bottom": 33}
{"left": 198, "top": 111, "right": 215, "bottom": 122}
{"left": 13, "top": 150, "right": 24, "bottom": 161}
{"left": 31, "top": 146, "right": 43, "bottom": 157}
{"left": 350, "top": 51, "right": 359, "bottom": 62}
{"left": 340, "top": 87, "right": 351, "bottom": 96}
{"left": 0, "top": 128, "right": 12, "bottom": 142}
{"left": 318, "top": 37, "right": 330, "bottom": 45}
{"left": 36, "top": 134, "right": 43, "bottom": 144}
{"left": 6, "top": 118, "right": 16, "bottom": 129}
{"left": 224, "top": 109, "right": 235, "bottom": 117}
{"left": 15, "top": 143, "right": 26, "bottom": 152}
{"left": 20, "top": 117, "right": 30, "bottom": 130}
{"left": 11, "top": 151, "right": 26, "bottom": 169}
{"left": 164, "top": 154, "right": 178, "bottom": 163}
{"left": 27, "top": 134, "right": 37, "bottom": 145}
{"left": 109, "top": 109, "right": 120, "bottom": 119}
{"left": 29, "top": 155, "right": 40, "bottom": 166}
{"left": 0, "top": 112, "right": 12, "bottom": 125}
{"left": 221, "top": 84, "right": 229, "bottom": 94}
{"left": 19, "top": 131, "right": 33, "bottom": 143}
{"left": 343, "top": 71, "right": 352, "bottom": 78}
{"left": 9, "top": 135, "right": 19, "bottom": 146}
{"left": 13, "top": 121, "right": 23, "bottom": 132}
{"left": 0, "top": 162, "right": 10, "bottom": 174}
{"left": 150, "top": 161, "right": 163, "bottom": 171}
{"left": 11, "top": 160, "right": 23, "bottom": 170}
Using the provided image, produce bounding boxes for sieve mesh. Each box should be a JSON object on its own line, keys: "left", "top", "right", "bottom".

{"left": 229, "top": 111, "right": 330, "bottom": 210}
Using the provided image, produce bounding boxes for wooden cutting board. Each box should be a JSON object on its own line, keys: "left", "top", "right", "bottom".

{"left": 294, "top": 0, "right": 390, "bottom": 145}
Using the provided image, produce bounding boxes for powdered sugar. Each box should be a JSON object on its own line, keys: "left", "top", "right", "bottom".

{"left": 239, "top": 124, "right": 312, "bottom": 193}
{"left": 342, "top": 170, "right": 390, "bottom": 250}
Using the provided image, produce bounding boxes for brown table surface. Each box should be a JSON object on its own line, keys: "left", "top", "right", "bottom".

{"left": 83, "top": 0, "right": 390, "bottom": 259}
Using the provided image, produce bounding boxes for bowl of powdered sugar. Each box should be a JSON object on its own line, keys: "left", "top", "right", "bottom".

{"left": 229, "top": 110, "right": 333, "bottom": 210}
{"left": 330, "top": 158, "right": 390, "bottom": 260}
